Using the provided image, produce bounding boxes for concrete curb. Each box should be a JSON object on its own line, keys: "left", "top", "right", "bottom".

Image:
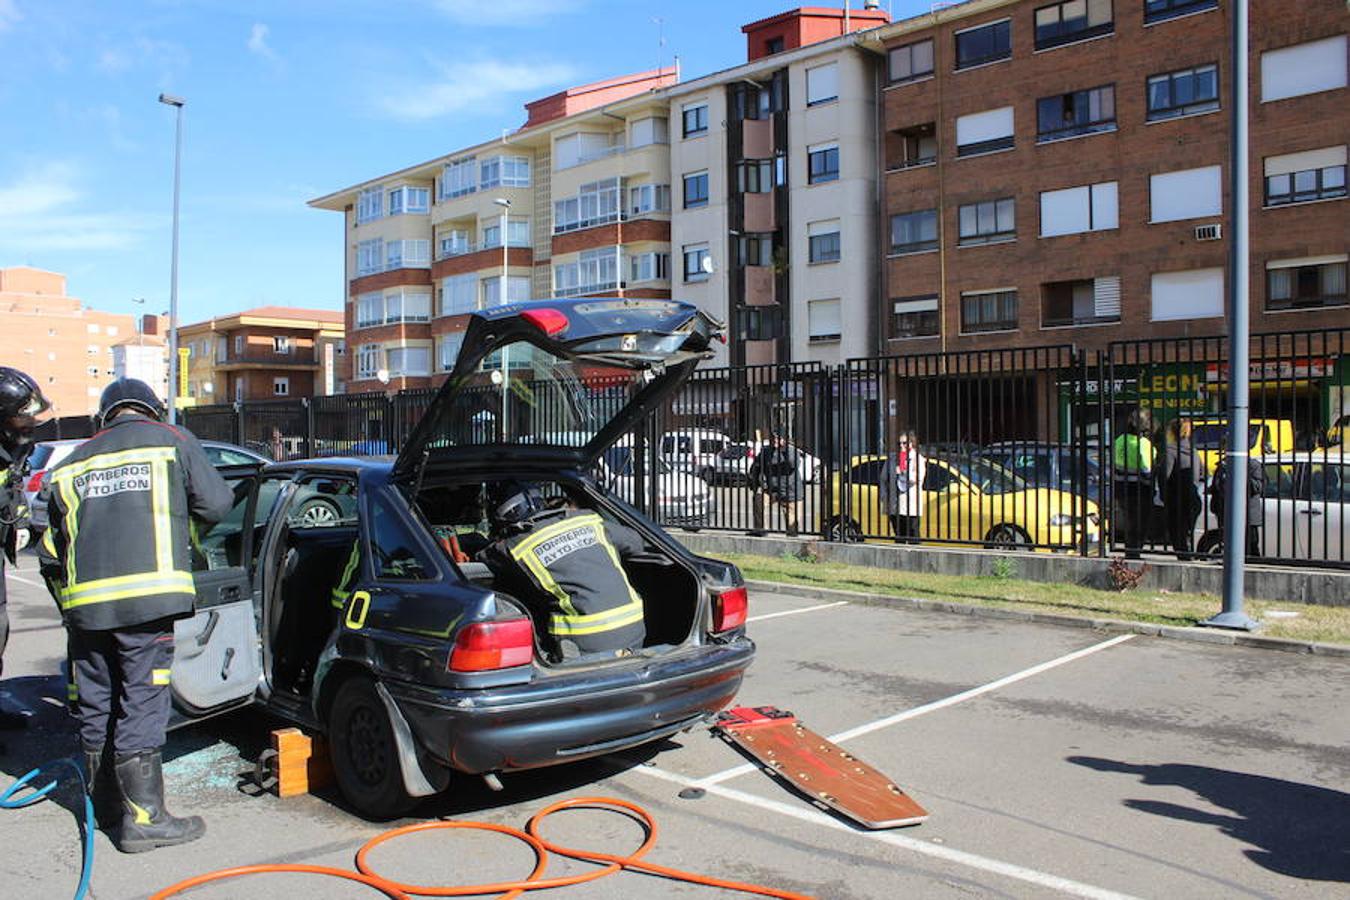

{"left": 744, "top": 579, "right": 1350, "bottom": 658}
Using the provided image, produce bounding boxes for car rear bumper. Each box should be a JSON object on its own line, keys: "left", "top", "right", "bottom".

{"left": 387, "top": 638, "right": 754, "bottom": 774}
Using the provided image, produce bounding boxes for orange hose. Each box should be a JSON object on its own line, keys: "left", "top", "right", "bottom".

{"left": 151, "top": 796, "right": 815, "bottom": 900}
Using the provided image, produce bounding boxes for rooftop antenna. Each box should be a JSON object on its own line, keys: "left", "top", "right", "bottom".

{"left": 654, "top": 17, "right": 665, "bottom": 77}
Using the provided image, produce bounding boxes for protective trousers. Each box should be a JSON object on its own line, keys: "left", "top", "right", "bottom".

{"left": 68, "top": 617, "right": 175, "bottom": 754}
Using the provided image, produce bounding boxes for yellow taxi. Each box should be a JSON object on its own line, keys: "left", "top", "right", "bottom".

{"left": 1186, "top": 417, "right": 1295, "bottom": 475}
{"left": 826, "top": 454, "right": 1101, "bottom": 550}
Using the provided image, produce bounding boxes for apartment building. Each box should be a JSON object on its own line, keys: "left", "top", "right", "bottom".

{"left": 0, "top": 266, "right": 167, "bottom": 416}
{"left": 178, "top": 306, "right": 346, "bottom": 403}
{"left": 867, "top": 0, "right": 1348, "bottom": 356}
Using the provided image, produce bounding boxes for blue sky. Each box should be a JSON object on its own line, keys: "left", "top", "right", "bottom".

{"left": 0, "top": 0, "right": 927, "bottom": 325}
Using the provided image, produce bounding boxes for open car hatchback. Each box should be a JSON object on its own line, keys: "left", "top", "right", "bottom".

{"left": 172, "top": 299, "right": 755, "bottom": 817}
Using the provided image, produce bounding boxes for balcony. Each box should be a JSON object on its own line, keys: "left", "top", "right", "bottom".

{"left": 743, "top": 192, "right": 776, "bottom": 232}
{"left": 215, "top": 349, "right": 318, "bottom": 369}
{"left": 743, "top": 266, "right": 778, "bottom": 306}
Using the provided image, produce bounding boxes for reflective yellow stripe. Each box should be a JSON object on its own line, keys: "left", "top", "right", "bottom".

{"left": 57, "top": 476, "right": 80, "bottom": 590}
{"left": 59, "top": 572, "right": 195, "bottom": 610}
{"left": 345, "top": 590, "right": 371, "bottom": 630}
{"left": 550, "top": 597, "right": 644, "bottom": 636}
{"left": 331, "top": 542, "right": 360, "bottom": 609}
{"left": 152, "top": 668, "right": 171, "bottom": 686}
{"left": 510, "top": 516, "right": 606, "bottom": 615}
{"left": 66, "top": 682, "right": 78, "bottom": 701}
{"left": 41, "top": 526, "right": 56, "bottom": 557}
{"left": 152, "top": 458, "right": 173, "bottom": 574}
{"left": 50, "top": 447, "right": 176, "bottom": 482}
{"left": 126, "top": 799, "right": 153, "bottom": 826}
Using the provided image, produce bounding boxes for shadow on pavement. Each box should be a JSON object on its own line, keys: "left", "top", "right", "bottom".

{"left": 1068, "top": 756, "right": 1350, "bottom": 883}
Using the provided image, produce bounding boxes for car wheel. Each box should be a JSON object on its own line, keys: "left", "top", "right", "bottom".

{"left": 1196, "top": 531, "right": 1223, "bottom": 555}
{"left": 328, "top": 676, "right": 416, "bottom": 819}
{"left": 824, "top": 517, "right": 862, "bottom": 543}
{"left": 986, "top": 524, "right": 1032, "bottom": 549}
{"left": 296, "top": 497, "right": 342, "bottom": 528}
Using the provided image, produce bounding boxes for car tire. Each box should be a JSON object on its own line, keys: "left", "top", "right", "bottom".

{"left": 328, "top": 676, "right": 417, "bottom": 820}
{"left": 1196, "top": 531, "right": 1223, "bottom": 555}
{"left": 985, "top": 524, "right": 1032, "bottom": 549}
{"left": 824, "top": 517, "right": 862, "bottom": 543}
{"left": 296, "top": 497, "right": 342, "bottom": 528}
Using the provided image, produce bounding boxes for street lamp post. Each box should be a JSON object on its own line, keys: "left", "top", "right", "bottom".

{"left": 493, "top": 197, "right": 512, "bottom": 436}
{"left": 159, "top": 93, "right": 185, "bottom": 424}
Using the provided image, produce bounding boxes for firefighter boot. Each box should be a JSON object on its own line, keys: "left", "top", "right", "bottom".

{"left": 83, "top": 745, "right": 120, "bottom": 831}
{"left": 113, "top": 750, "right": 206, "bottom": 853}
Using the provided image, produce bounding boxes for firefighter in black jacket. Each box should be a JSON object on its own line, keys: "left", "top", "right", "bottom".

{"left": 0, "top": 367, "right": 49, "bottom": 731}
{"left": 38, "top": 378, "right": 232, "bottom": 853}
{"left": 479, "top": 483, "right": 647, "bottom": 661}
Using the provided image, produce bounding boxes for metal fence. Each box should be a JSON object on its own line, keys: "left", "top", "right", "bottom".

{"left": 181, "top": 326, "right": 1350, "bottom": 569}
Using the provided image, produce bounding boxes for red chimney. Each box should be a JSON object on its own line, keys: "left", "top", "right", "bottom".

{"left": 141, "top": 314, "right": 159, "bottom": 335}
{"left": 741, "top": 6, "right": 889, "bottom": 62}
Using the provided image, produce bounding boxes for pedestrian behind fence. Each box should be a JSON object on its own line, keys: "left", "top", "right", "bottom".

{"left": 1159, "top": 417, "right": 1206, "bottom": 560}
{"left": 749, "top": 430, "right": 803, "bottom": 537}
{"left": 880, "top": 430, "right": 926, "bottom": 543}
{"left": 1112, "top": 408, "right": 1156, "bottom": 560}
{"left": 1208, "top": 445, "right": 1266, "bottom": 557}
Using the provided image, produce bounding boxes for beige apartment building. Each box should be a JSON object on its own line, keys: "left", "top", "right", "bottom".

{"left": 0, "top": 266, "right": 167, "bottom": 416}
{"left": 178, "top": 306, "right": 347, "bottom": 403}
{"left": 311, "top": 6, "right": 890, "bottom": 391}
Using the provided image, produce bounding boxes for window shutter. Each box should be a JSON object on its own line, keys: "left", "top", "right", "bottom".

{"left": 1150, "top": 166, "right": 1223, "bottom": 222}
{"left": 956, "top": 106, "right": 1014, "bottom": 146}
{"left": 1264, "top": 146, "right": 1347, "bottom": 176}
{"left": 1093, "top": 276, "right": 1121, "bottom": 318}
{"left": 1260, "top": 36, "right": 1348, "bottom": 103}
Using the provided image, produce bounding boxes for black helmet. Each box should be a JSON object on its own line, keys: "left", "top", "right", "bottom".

{"left": 487, "top": 481, "right": 546, "bottom": 532}
{"left": 0, "top": 367, "right": 50, "bottom": 449}
{"left": 97, "top": 378, "right": 165, "bottom": 429}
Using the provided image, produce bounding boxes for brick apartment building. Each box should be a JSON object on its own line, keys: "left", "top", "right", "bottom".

{"left": 178, "top": 306, "right": 346, "bottom": 403}
{"left": 0, "top": 266, "right": 168, "bottom": 416}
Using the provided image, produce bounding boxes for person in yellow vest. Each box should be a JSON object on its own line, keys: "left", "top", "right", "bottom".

{"left": 1111, "top": 408, "right": 1156, "bottom": 560}
{"left": 38, "top": 378, "right": 233, "bottom": 853}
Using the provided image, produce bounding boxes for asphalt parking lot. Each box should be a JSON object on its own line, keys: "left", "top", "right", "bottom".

{"left": 2, "top": 559, "right": 1347, "bottom": 899}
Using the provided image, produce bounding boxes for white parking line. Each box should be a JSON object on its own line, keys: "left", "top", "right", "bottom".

{"left": 747, "top": 601, "right": 848, "bottom": 623}
{"left": 699, "top": 633, "right": 1136, "bottom": 787}
{"left": 631, "top": 763, "right": 1141, "bottom": 900}
{"left": 4, "top": 570, "right": 45, "bottom": 588}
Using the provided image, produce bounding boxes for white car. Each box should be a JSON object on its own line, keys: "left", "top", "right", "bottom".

{"left": 22, "top": 439, "right": 85, "bottom": 535}
{"left": 599, "top": 441, "right": 716, "bottom": 528}
{"left": 1195, "top": 452, "right": 1349, "bottom": 562}
{"left": 659, "top": 429, "right": 734, "bottom": 482}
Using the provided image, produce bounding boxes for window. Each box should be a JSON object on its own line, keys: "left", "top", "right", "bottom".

{"left": 387, "top": 346, "right": 431, "bottom": 377}
{"left": 480, "top": 155, "right": 531, "bottom": 189}
{"left": 808, "top": 144, "right": 839, "bottom": 184}
{"left": 1144, "top": 0, "right": 1217, "bottom": 25}
{"left": 1151, "top": 268, "right": 1224, "bottom": 320}
{"left": 958, "top": 198, "right": 1016, "bottom": 245}
{"left": 437, "top": 333, "right": 465, "bottom": 372}
{"left": 808, "top": 299, "right": 841, "bottom": 342}
{"left": 683, "top": 171, "right": 709, "bottom": 208}
{"left": 682, "top": 103, "right": 708, "bottom": 137}
{"left": 1037, "top": 85, "right": 1115, "bottom": 141}
{"left": 234, "top": 335, "right": 244, "bottom": 355}
{"left": 629, "top": 183, "right": 671, "bottom": 215}
{"left": 481, "top": 275, "right": 532, "bottom": 307}
{"left": 441, "top": 158, "right": 476, "bottom": 199}
{"left": 956, "top": 107, "right": 1014, "bottom": 156}
{"left": 438, "top": 228, "right": 472, "bottom": 259}
{"left": 890, "top": 123, "right": 937, "bottom": 170}
{"left": 357, "top": 186, "right": 383, "bottom": 223}
{"left": 388, "top": 289, "right": 433, "bottom": 323}
{"left": 1150, "top": 165, "right": 1222, "bottom": 222}
{"left": 1147, "top": 64, "right": 1219, "bottom": 120}
{"left": 737, "top": 234, "right": 774, "bottom": 268}
{"left": 683, "top": 244, "right": 710, "bottom": 282}
{"left": 806, "top": 63, "right": 839, "bottom": 106}
{"left": 273, "top": 377, "right": 289, "bottom": 396}
{"left": 483, "top": 219, "right": 530, "bottom": 248}
{"left": 371, "top": 496, "right": 434, "bottom": 581}
{"left": 890, "top": 210, "right": 938, "bottom": 254}
{"left": 888, "top": 39, "right": 934, "bottom": 84}
{"left": 1261, "top": 36, "right": 1348, "bottom": 103}
{"left": 554, "top": 248, "right": 620, "bottom": 297}
{"left": 1034, "top": 0, "right": 1112, "bottom": 50}
{"left": 554, "top": 177, "right": 623, "bottom": 233}
{"left": 386, "top": 239, "right": 430, "bottom": 269}
{"left": 1040, "top": 181, "right": 1118, "bottom": 236}
{"left": 554, "top": 132, "right": 618, "bottom": 170}
{"left": 1266, "top": 256, "right": 1348, "bottom": 311}
{"left": 629, "top": 252, "right": 670, "bottom": 283}
{"left": 1041, "top": 276, "right": 1121, "bottom": 326}
{"left": 955, "top": 19, "right": 1011, "bottom": 70}
{"left": 1264, "top": 147, "right": 1347, "bottom": 206}
{"left": 356, "top": 344, "right": 381, "bottom": 379}
{"left": 441, "top": 275, "right": 477, "bottom": 317}
{"left": 961, "top": 289, "right": 1018, "bottom": 333}
{"left": 387, "top": 185, "right": 429, "bottom": 215}
{"left": 629, "top": 117, "right": 669, "bottom": 147}
{"left": 191, "top": 476, "right": 252, "bottom": 571}
{"left": 273, "top": 336, "right": 292, "bottom": 354}
{"left": 736, "top": 306, "right": 784, "bottom": 341}
{"left": 737, "top": 159, "right": 777, "bottom": 194}
{"left": 357, "top": 238, "right": 383, "bottom": 276}
{"left": 808, "top": 219, "right": 841, "bottom": 263}
{"left": 765, "top": 37, "right": 785, "bottom": 55}
{"left": 892, "top": 295, "right": 940, "bottom": 338}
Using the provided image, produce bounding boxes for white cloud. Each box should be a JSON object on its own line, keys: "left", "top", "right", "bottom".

{"left": 0, "top": 0, "right": 21, "bottom": 33}
{"left": 247, "top": 23, "right": 277, "bottom": 60}
{"left": 0, "top": 161, "right": 158, "bottom": 252}
{"left": 429, "top": 0, "right": 585, "bottom": 27}
{"left": 95, "top": 36, "right": 190, "bottom": 76}
{"left": 375, "top": 57, "right": 577, "bottom": 121}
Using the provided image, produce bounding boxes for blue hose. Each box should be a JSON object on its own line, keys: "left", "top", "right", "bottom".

{"left": 1, "top": 757, "right": 95, "bottom": 900}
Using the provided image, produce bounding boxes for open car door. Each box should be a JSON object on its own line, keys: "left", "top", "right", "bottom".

{"left": 170, "top": 463, "right": 264, "bottom": 722}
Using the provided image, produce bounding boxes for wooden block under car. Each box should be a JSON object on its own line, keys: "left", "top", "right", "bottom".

{"left": 271, "top": 727, "right": 335, "bottom": 797}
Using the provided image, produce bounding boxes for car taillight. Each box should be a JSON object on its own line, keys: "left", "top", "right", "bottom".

{"left": 448, "top": 618, "right": 535, "bottom": 672}
{"left": 25, "top": 470, "right": 46, "bottom": 493}
{"left": 711, "top": 586, "right": 748, "bottom": 633}
{"left": 521, "top": 307, "right": 569, "bottom": 336}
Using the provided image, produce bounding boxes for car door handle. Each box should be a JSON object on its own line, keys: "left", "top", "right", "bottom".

{"left": 220, "top": 647, "right": 235, "bottom": 681}
{"left": 195, "top": 611, "right": 220, "bottom": 647}
{"left": 1300, "top": 510, "right": 1323, "bottom": 517}
{"left": 220, "top": 584, "right": 242, "bottom": 602}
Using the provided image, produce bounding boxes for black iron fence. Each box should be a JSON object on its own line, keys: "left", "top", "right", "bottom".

{"left": 181, "top": 326, "right": 1350, "bottom": 569}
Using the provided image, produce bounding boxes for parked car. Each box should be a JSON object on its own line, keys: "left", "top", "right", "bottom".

{"left": 826, "top": 453, "right": 1100, "bottom": 550}
{"left": 708, "top": 440, "right": 822, "bottom": 487}
{"left": 659, "top": 429, "right": 733, "bottom": 482}
{"left": 1186, "top": 416, "right": 1295, "bottom": 476}
{"left": 979, "top": 442, "right": 1103, "bottom": 504}
{"left": 1195, "top": 451, "right": 1349, "bottom": 562}
{"left": 201, "top": 440, "right": 270, "bottom": 467}
{"left": 598, "top": 441, "right": 717, "bottom": 528}
{"left": 22, "top": 439, "right": 85, "bottom": 535}
{"left": 168, "top": 298, "right": 753, "bottom": 818}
